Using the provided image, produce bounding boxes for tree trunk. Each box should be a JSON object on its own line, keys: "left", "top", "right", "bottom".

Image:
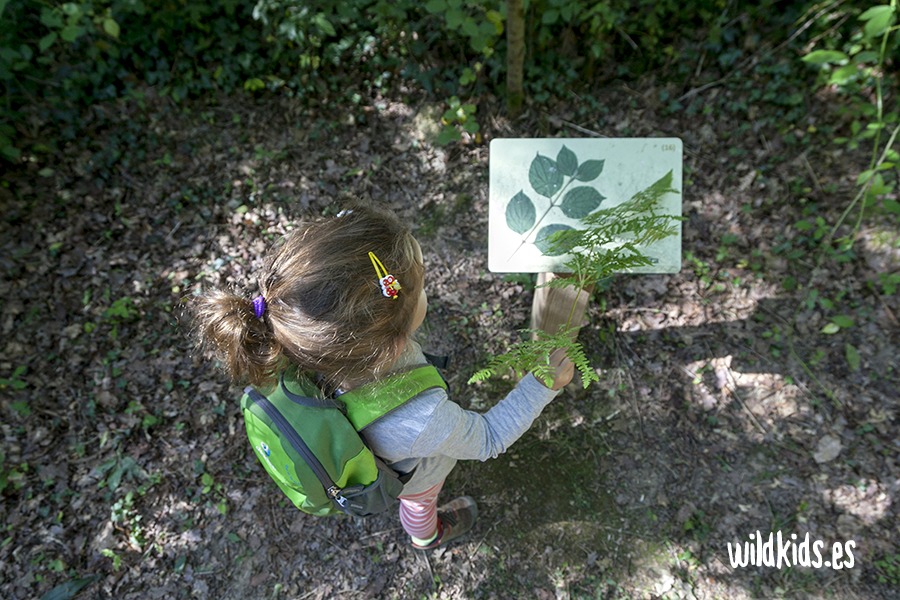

{"left": 506, "top": 0, "right": 525, "bottom": 118}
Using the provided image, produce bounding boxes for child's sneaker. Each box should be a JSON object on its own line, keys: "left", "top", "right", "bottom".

{"left": 411, "top": 496, "right": 478, "bottom": 550}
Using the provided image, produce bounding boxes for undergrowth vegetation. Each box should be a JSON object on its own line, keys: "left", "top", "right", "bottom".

{"left": 1, "top": 0, "right": 854, "bottom": 160}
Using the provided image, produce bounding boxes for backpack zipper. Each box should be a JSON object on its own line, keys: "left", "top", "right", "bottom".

{"left": 245, "top": 389, "right": 349, "bottom": 510}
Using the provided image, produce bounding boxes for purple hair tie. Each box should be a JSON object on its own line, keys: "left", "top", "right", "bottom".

{"left": 252, "top": 296, "right": 267, "bottom": 319}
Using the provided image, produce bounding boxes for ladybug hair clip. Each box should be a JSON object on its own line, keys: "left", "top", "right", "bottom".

{"left": 368, "top": 251, "right": 401, "bottom": 300}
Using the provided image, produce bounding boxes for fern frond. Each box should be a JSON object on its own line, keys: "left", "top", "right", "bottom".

{"left": 467, "top": 328, "right": 598, "bottom": 389}
{"left": 570, "top": 341, "right": 600, "bottom": 387}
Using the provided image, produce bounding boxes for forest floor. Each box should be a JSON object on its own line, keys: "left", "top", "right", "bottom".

{"left": 1, "top": 49, "right": 898, "bottom": 600}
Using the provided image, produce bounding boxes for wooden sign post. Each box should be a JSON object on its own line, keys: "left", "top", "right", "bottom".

{"left": 488, "top": 138, "right": 683, "bottom": 339}
{"left": 529, "top": 273, "right": 594, "bottom": 340}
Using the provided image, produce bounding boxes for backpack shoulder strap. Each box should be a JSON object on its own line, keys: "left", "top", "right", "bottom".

{"left": 278, "top": 372, "right": 337, "bottom": 409}
{"left": 340, "top": 365, "right": 447, "bottom": 431}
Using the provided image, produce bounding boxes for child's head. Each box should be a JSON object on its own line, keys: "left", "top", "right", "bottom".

{"left": 194, "top": 205, "right": 425, "bottom": 389}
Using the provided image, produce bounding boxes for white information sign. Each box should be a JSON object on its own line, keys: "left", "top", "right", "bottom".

{"left": 488, "top": 138, "right": 683, "bottom": 273}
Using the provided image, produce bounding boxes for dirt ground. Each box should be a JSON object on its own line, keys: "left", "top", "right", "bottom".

{"left": 1, "top": 62, "right": 898, "bottom": 600}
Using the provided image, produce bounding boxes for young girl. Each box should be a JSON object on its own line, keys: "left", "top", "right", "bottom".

{"left": 194, "top": 205, "right": 573, "bottom": 550}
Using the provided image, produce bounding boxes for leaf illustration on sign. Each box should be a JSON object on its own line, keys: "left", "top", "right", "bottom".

{"left": 506, "top": 146, "right": 606, "bottom": 260}
{"left": 529, "top": 154, "right": 563, "bottom": 198}
{"left": 575, "top": 159, "right": 604, "bottom": 182}
{"left": 556, "top": 145, "right": 578, "bottom": 177}
{"left": 535, "top": 224, "right": 574, "bottom": 255}
{"left": 506, "top": 191, "right": 536, "bottom": 234}
{"left": 561, "top": 187, "right": 605, "bottom": 218}
{"left": 504, "top": 145, "right": 607, "bottom": 262}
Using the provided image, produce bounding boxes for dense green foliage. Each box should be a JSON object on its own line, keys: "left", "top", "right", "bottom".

{"left": 800, "top": 1, "right": 899, "bottom": 246}
{"left": 1, "top": 0, "right": 838, "bottom": 160}
{"left": 1, "top": 0, "right": 271, "bottom": 159}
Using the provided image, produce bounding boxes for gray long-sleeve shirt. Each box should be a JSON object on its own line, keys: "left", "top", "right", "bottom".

{"left": 362, "top": 340, "right": 560, "bottom": 495}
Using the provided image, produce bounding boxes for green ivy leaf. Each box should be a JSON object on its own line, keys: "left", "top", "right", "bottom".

{"left": 560, "top": 186, "right": 605, "bottom": 218}
{"left": 535, "top": 224, "right": 574, "bottom": 255}
{"left": 853, "top": 50, "right": 879, "bottom": 64}
{"left": 60, "top": 24, "right": 84, "bottom": 43}
{"left": 506, "top": 191, "right": 536, "bottom": 234}
{"left": 829, "top": 64, "right": 858, "bottom": 85}
{"left": 859, "top": 5, "right": 895, "bottom": 38}
{"left": 802, "top": 50, "right": 849, "bottom": 65}
{"left": 435, "top": 127, "right": 461, "bottom": 146}
{"left": 575, "top": 159, "right": 604, "bottom": 182}
{"left": 556, "top": 145, "right": 577, "bottom": 177}
{"left": 529, "top": 153, "right": 563, "bottom": 197}
{"left": 868, "top": 173, "right": 890, "bottom": 196}
{"left": 61, "top": 3, "right": 81, "bottom": 17}
{"left": 243, "top": 78, "right": 265, "bottom": 91}
{"left": 821, "top": 323, "right": 840, "bottom": 334}
{"left": 39, "top": 32, "right": 57, "bottom": 52}
{"left": 445, "top": 8, "right": 465, "bottom": 29}
{"left": 314, "top": 13, "right": 336, "bottom": 36}
{"left": 40, "top": 7, "right": 63, "bottom": 28}
{"left": 486, "top": 9, "right": 504, "bottom": 34}
{"left": 845, "top": 343, "right": 861, "bottom": 372}
{"left": 831, "top": 315, "right": 855, "bottom": 328}
{"left": 860, "top": 4, "right": 894, "bottom": 20}
{"left": 103, "top": 18, "right": 120, "bottom": 39}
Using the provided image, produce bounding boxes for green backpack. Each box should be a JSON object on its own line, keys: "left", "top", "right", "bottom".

{"left": 240, "top": 364, "right": 447, "bottom": 517}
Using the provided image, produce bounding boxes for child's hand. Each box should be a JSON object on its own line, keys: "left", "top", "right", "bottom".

{"left": 541, "top": 348, "right": 574, "bottom": 391}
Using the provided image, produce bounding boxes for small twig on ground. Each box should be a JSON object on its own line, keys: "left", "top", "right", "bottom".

{"left": 418, "top": 551, "right": 435, "bottom": 588}
{"left": 702, "top": 340, "right": 767, "bottom": 436}
{"left": 677, "top": 75, "right": 733, "bottom": 103}
{"left": 693, "top": 48, "right": 707, "bottom": 79}
{"left": 725, "top": 371, "right": 767, "bottom": 436}
{"left": 616, "top": 26, "right": 639, "bottom": 51}
{"left": 359, "top": 528, "right": 400, "bottom": 541}
{"left": 549, "top": 117, "right": 604, "bottom": 138}
{"left": 800, "top": 152, "right": 824, "bottom": 195}
{"left": 167, "top": 219, "right": 183, "bottom": 241}
{"left": 877, "top": 294, "right": 899, "bottom": 327}
{"left": 468, "top": 516, "right": 504, "bottom": 561}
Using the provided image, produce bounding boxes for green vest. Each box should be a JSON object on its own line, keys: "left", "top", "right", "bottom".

{"left": 240, "top": 365, "right": 446, "bottom": 517}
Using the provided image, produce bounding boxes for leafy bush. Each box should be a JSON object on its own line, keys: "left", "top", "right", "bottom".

{"left": 0, "top": 0, "right": 820, "bottom": 162}
{"left": 800, "top": 2, "right": 899, "bottom": 246}
{"left": 1, "top": 0, "right": 272, "bottom": 159}
{"left": 250, "top": 0, "right": 418, "bottom": 93}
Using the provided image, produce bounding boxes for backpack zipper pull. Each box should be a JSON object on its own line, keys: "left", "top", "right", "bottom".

{"left": 327, "top": 485, "right": 348, "bottom": 508}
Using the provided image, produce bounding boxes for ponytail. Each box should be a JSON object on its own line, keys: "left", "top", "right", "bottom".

{"left": 192, "top": 289, "right": 283, "bottom": 388}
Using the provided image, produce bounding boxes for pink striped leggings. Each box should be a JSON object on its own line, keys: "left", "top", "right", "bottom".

{"left": 398, "top": 481, "right": 444, "bottom": 540}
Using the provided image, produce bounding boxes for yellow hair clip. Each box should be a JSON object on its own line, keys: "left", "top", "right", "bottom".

{"left": 369, "top": 251, "right": 401, "bottom": 300}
